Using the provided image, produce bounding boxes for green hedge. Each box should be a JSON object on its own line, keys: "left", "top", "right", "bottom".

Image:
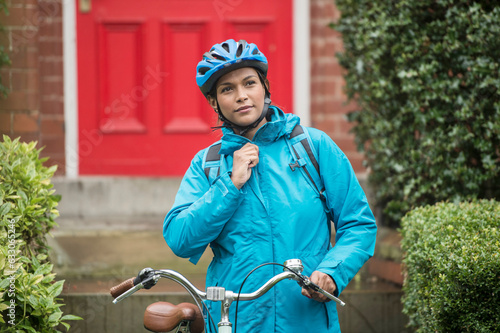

{"left": 0, "top": 136, "right": 81, "bottom": 332}
{"left": 400, "top": 200, "right": 500, "bottom": 332}
{"left": 333, "top": 0, "right": 500, "bottom": 226}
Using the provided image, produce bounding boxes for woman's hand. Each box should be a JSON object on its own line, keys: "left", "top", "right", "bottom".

{"left": 231, "top": 143, "right": 259, "bottom": 189}
{"left": 301, "top": 271, "right": 337, "bottom": 302}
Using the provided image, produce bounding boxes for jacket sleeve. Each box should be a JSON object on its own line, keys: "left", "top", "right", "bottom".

{"left": 312, "top": 130, "right": 377, "bottom": 296}
{"left": 163, "top": 150, "right": 245, "bottom": 264}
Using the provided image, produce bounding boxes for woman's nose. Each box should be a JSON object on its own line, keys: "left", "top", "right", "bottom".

{"left": 235, "top": 86, "right": 248, "bottom": 102}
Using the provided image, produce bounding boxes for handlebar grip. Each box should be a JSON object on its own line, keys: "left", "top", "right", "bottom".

{"left": 110, "top": 277, "right": 136, "bottom": 299}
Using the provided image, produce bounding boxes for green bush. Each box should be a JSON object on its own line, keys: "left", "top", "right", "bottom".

{"left": 400, "top": 200, "right": 500, "bottom": 332}
{"left": 0, "top": 136, "right": 81, "bottom": 332}
{"left": 333, "top": 0, "right": 500, "bottom": 225}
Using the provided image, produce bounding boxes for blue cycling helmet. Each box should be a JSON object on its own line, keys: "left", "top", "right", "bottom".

{"left": 196, "top": 39, "right": 272, "bottom": 136}
{"left": 196, "top": 39, "right": 268, "bottom": 95}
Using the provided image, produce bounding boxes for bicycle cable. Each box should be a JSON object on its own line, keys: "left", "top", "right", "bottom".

{"left": 233, "top": 262, "right": 306, "bottom": 333}
{"left": 153, "top": 270, "right": 217, "bottom": 333}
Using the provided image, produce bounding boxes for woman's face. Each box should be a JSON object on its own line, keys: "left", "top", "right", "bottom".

{"left": 208, "top": 67, "right": 266, "bottom": 136}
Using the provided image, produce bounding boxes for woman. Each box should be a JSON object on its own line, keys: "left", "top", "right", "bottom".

{"left": 163, "top": 39, "right": 377, "bottom": 332}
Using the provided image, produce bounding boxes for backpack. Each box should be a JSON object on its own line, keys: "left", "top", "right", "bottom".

{"left": 202, "top": 124, "right": 333, "bottom": 223}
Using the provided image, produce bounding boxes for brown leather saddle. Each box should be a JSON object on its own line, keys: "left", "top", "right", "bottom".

{"left": 143, "top": 302, "right": 204, "bottom": 333}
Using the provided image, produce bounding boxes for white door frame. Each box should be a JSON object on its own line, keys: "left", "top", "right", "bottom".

{"left": 63, "top": 0, "right": 310, "bottom": 178}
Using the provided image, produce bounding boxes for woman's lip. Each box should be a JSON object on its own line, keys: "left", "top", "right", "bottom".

{"left": 235, "top": 106, "right": 253, "bottom": 112}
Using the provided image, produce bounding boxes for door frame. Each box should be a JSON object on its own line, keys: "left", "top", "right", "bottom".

{"left": 63, "top": 0, "right": 310, "bottom": 178}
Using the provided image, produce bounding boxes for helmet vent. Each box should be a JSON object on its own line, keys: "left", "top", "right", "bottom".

{"left": 221, "top": 43, "right": 230, "bottom": 53}
{"left": 236, "top": 43, "right": 244, "bottom": 57}
{"left": 252, "top": 48, "right": 259, "bottom": 55}
{"left": 211, "top": 52, "right": 226, "bottom": 61}
{"left": 198, "top": 67, "right": 210, "bottom": 75}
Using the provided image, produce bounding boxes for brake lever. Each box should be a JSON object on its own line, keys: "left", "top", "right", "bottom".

{"left": 300, "top": 275, "right": 346, "bottom": 306}
{"left": 113, "top": 282, "right": 145, "bottom": 304}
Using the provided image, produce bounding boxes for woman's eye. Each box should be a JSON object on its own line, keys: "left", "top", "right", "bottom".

{"left": 246, "top": 80, "right": 256, "bottom": 86}
{"left": 221, "top": 86, "right": 232, "bottom": 93}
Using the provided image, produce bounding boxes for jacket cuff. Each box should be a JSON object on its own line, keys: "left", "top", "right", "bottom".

{"left": 317, "top": 260, "right": 346, "bottom": 296}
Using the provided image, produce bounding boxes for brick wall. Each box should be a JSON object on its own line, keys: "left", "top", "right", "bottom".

{"left": 0, "top": 0, "right": 366, "bottom": 176}
{"left": 310, "top": 0, "right": 366, "bottom": 174}
{"left": 0, "top": 0, "right": 64, "bottom": 174}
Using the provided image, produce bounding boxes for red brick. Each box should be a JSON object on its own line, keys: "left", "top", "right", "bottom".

{"left": 39, "top": 154, "right": 65, "bottom": 175}
{"left": 310, "top": 80, "right": 324, "bottom": 97}
{"left": 0, "top": 7, "right": 31, "bottom": 27}
{"left": 11, "top": 132, "right": 40, "bottom": 143}
{"left": 0, "top": 91, "right": 39, "bottom": 110}
{"left": 40, "top": 78, "right": 63, "bottom": 96}
{"left": 38, "top": 17, "right": 62, "bottom": 38}
{"left": 11, "top": 69, "right": 39, "bottom": 91}
{"left": 310, "top": 99, "right": 325, "bottom": 116}
{"left": 326, "top": 3, "right": 341, "bottom": 21}
{"left": 38, "top": 0, "right": 62, "bottom": 19}
{"left": 23, "top": 0, "right": 39, "bottom": 6}
{"left": 325, "top": 38, "right": 344, "bottom": 56}
{"left": 324, "top": 61, "right": 343, "bottom": 77}
{"left": 311, "top": 61, "right": 325, "bottom": 77}
{"left": 39, "top": 59, "right": 63, "bottom": 77}
{"left": 323, "top": 80, "right": 342, "bottom": 98}
{"left": 9, "top": 44, "right": 39, "bottom": 69}
{"left": 333, "top": 136, "right": 357, "bottom": 153}
{"left": 313, "top": 116, "right": 336, "bottom": 133}
{"left": 0, "top": 29, "right": 9, "bottom": 48}
{"left": 13, "top": 111, "right": 39, "bottom": 133}
{"left": 40, "top": 134, "right": 64, "bottom": 154}
{"left": 40, "top": 98, "right": 63, "bottom": 114}
{"left": 324, "top": 99, "right": 351, "bottom": 114}
{"left": 39, "top": 39, "right": 62, "bottom": 55}
{"left": 310, "top": 2, "right": 324, "bottom": 19}
{"left": 40, "top": 115, "right": 64, "bottom": 136}
{"left": 348, "top": 154, "right": 367, "bottom": 174}
{"left": 0, "top": 112, "right": 12, "bottom": 132}
{"left": 310, "top": 41, "right": 324, "bottom": 59}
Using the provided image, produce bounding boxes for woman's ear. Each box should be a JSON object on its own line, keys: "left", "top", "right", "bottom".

{"left": 207, "top": 95, "right": 217, "bottom": 110}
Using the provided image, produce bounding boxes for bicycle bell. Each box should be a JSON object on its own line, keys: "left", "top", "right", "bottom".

{"left": 283, "top": 259, "right": 304, "bottom": 274}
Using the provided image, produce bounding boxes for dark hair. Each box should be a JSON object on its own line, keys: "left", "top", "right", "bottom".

{"left": 206, "top": 68, "right": 270, "bottom": 100}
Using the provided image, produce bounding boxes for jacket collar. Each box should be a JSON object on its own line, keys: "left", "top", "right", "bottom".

{"left": 219, "top": 106, "right": 300, "bottom": 155}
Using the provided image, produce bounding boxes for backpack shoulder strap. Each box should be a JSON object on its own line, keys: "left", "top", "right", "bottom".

{"left": 202, "top": 141, "right": 222, "bottom": 184}
{"left": 287, "top": 124, "right": 332, "bottom": 221}
{"left": 287, "top": 125, "right": 324, "bottom": 197}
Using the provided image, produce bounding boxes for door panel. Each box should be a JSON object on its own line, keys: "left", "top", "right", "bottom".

{"left": 77, "top": 0, "right": 292, "bottom": 176}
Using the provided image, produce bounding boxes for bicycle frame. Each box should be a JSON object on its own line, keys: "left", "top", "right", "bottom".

{"left": 112, "top": 259, "right": 345, "bottom": 333}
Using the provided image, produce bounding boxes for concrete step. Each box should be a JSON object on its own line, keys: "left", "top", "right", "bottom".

{"left": 49, "top": 217, "right": 211, "bottom": 292}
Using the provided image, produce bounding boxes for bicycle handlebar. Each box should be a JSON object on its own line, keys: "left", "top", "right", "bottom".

{"left": 109, "top": 277, "right": 135, "bottom": 298}
{"left": 110, "top": 260, "right": 345, "bottom": 306}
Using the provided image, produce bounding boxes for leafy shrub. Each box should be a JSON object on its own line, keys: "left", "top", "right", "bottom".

{"left": 400, "top": 200, "right": 500, "bottom": 332}
{"left": 0, "top": 136, "right": 81, "bottom": 332}
{"left": 333, "top": 0, "right": 500, "bottom": 225}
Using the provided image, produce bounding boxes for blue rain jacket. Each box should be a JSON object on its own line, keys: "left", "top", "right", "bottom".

{"left": 164, "top": 107, "right": 377, "bottom": 332}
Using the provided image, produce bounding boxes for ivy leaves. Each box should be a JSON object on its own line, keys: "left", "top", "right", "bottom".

{"left": 334, "top": 0, "right": 500, "bottom": 225}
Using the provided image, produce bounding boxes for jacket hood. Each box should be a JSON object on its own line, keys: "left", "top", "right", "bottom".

{"left": 219, "top": 106, "right": 300, "bottom": 155}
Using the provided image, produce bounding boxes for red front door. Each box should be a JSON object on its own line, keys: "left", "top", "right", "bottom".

{"left": 76, "top": 0, "right": 292, "bottom": 176}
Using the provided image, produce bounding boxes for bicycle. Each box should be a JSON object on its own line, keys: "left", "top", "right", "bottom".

{"left": 110, "top": 258, "right": 345, "bottom": 333}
